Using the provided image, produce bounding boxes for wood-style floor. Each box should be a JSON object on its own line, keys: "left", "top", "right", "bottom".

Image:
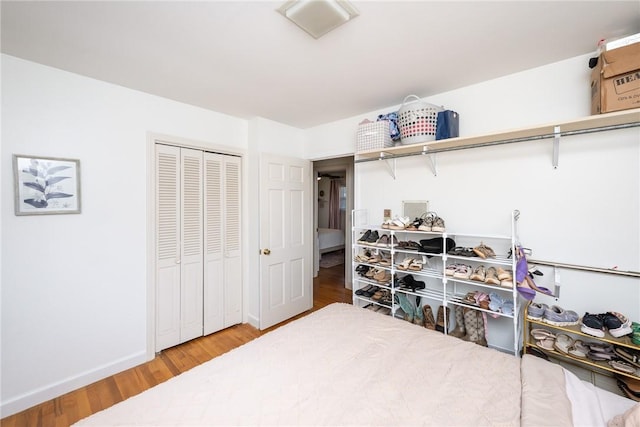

{"left": 1, "top": 262, "right": 351, "bottom": 427}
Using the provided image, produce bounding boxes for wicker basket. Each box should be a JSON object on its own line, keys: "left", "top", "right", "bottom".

{"left": 356, "top": 120, "right": 393, "bottom": 152}
{"left": 397, "top": 95, "right": 443, "bottom": 145}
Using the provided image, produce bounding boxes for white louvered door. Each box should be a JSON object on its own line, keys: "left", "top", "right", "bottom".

{"left": 156, "top": 143, "right": 241, "bottom": 352}
{"left": 179, "top": 148, "right": 204, "bottom": 343}
{"left": 222, "top": 156, "right": 242, "bottom": 327}
{"left": 155, "top": 145, "right": 182, "bottom": 351}
{"left": 203, "top": 153, "right": 242, "bottom": 335}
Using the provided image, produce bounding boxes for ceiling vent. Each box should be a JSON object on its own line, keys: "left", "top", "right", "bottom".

{"left": 277, "top": 0, "right": 359, "bottom": 39}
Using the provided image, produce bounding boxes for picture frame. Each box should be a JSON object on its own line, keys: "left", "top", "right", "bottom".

{"left": 13, "top": 154, "right": 81, "bottom": 215}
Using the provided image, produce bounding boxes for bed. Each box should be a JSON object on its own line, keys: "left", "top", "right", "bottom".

{"left": 318, "top": 227, "right": 345, "bottom": 254}
{"left": 75, "top": 303, "right": 638, "bottom": 426}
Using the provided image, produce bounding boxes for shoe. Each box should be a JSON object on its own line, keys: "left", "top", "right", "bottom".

{"left": 445, "top": 263, "right": 460, "bottom": 277}
{"left": 423, "top": 305, "right": 436, "bottom": 330}
{"left": 452, "top": 264, "right": 472, "bottom": 280}
{"left": 530, "top": 328, "right": 556, "bottom": 341}
{"left": 580, "top": 313, "right": 605, "bottom": 337}
{"left": 553, "top": 333, "right": 574, "bottom": 354}
{"left": 435, "top": 306, "right": 448, "bottom": 333}
{"left": 449, "top": 305, "right": 465, "bottom": 338}
{"left": 527, "top": 302, "right": 548, "bottom": 321}
{"left": 567, "top": 340, "right": 589, "bottom": 359}
{"left": 543, "top": 305, "right": 579, "bottom": 326}
{"left": 608, "top": 360, "right": 637, "bottom": 374}
{"left": 402, "top": 274, "right": 425, "bottom": 291}
{"left": 365, "top": 230, "right": 379, "bottom": 244}
{"left": 358, "top": 229, "right": 372, "bottom": 243}
{"left": 604, "top": 312, "right": 633, "bottom": 338}
{"left": 473, "top": 242, "right": 496, "bottom": 259}
{"left": 614, "top": 346, "right": 640, "bottom": 368}
{"left": 389, "top": 216, "right": 411, "bottom": 230}
{"left": 469, "top": 265, "right": 486, "bottom": 282}
{"left": 431, "top": 214, "right": 445, "bottom": 233}
{"left": 375, "top": 234, "right": 390, "bottom": 247}
{"left": 484, "top": 267, "right": 500, "bottom": 286}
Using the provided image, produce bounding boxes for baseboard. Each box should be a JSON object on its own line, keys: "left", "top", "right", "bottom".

{"left": 1, "top": 350, "right": 148, "bottom": 418}
{"left": 247, "top": 313, "right": 259, "bottom": 329}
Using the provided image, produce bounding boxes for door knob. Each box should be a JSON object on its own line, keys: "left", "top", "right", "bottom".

{"left": 261, "top": 249, "right": 271, "bottom": 255}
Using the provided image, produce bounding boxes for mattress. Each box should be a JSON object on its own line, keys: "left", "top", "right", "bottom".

{"left": 74, "top": 303, "right": 638, "bottom": 426}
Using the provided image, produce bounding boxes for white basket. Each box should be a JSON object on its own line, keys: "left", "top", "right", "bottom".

{"left": 397, "top": 95, "right": 443, "bottom": 145}
{"left": 356, "top": 120, "right": 393, "bottom": 152}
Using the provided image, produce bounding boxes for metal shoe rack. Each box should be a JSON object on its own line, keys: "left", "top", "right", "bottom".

{"left": 351, "top": 209, "right": 523, "bottom": 355}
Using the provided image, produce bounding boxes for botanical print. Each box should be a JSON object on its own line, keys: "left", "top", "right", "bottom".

{"left": 13, "top": 155, "right": 81, "bottom": 215}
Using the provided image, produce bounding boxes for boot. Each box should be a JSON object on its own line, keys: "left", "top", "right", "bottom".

{"left": 435, "top": 305, "right": 449, "bottom": 333}
{"left": 422, "top": 305, "right": 436, "bottom": 330}
{"left": 413, "top": 303, "right": 424, "bottom": 326}
{"left": 449, "top": 305, "right": 466, "bottom": 338}
{"left": 395, "top": 293, "right": 415, "bottom": 323}
{"left": 462, "top": 308, "right": 489, "bottom": 347}
{"left": 474, "top": 310, "right": 488, "bottom": 347}
{"left": 462, "top": 307, "right": 479, "bottom": 343}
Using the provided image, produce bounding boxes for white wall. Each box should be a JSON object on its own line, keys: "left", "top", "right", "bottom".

{"left": 0, "top": 54, "right": 249, "bottom": 416}
{"left": 307, "top": 54, "right": 640, "bottom": 347}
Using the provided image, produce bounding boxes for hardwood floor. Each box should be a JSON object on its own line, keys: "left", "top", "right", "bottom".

{"left": 1, "top": 263, "right": 351, "bottom": 427}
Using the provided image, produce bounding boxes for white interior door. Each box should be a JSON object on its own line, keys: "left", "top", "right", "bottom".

{"left": 259, "top": 154, "right": 312, "bottom": 330}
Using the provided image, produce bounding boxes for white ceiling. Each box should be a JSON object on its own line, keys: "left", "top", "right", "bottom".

{"left": 2, "top": 1, "right": 639, "bottom": 129}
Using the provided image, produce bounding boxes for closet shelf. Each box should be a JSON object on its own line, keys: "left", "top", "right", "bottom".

{"left": 355, "top": 108, "right": 640, "bottom": 164}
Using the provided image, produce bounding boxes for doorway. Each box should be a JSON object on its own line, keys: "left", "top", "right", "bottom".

{"left": 313, "top": 156, "right": 354, "bottom": 290}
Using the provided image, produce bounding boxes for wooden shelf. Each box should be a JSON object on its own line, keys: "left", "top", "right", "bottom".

{"left": 356, "top": 108, "right": 640, "bottom": 162}
{"left": 527, "top": 317, "right": 639, "bottom": 350}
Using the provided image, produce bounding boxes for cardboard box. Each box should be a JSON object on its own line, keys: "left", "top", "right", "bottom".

{"left": 591, "top": 42, "right": 640, "bottom": 114}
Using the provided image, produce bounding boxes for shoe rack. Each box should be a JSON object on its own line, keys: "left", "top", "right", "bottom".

{"left": 523, "top": 303, "right": 640, "bottom": 382}
{"left": 351, "top": 209, "right": 522, "bottom": 355}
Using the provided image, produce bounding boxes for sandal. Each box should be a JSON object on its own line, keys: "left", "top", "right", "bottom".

{"left": 609, "top": 360, "right": 637, "bottom": 374}
{"left": 408, "top": 259, "right": 423, "bottom": 271}
{"left": 469, "top": 265, "right": 486, "bottom": 282}
{"left": 536, "top": 337, "right": 556, "bottom": 351}
{"left": 484, "top": 267, "right": 500, "bottom": 286}
{"left": 530, "top": 328, "right": 556, "bottom": 341}
{"left": 553, "top": 334, "right": 574, "bottom": 354}
{"left": 568, "top": 340, "right": 589, "bottom": 359}
{"left": 473, "top": 242, "right": 496, "bottom": 259}
{"left": 397, "top": 258, "right": 414, "bottom": 271}
{"left": 453, "top": 264, "right": 472, "bottom": 280}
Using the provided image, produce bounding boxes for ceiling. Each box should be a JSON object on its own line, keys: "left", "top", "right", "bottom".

{"left": 2, "top": 1, "right": 639, "bottom": 129}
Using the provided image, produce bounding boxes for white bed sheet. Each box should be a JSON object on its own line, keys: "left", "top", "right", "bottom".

{"left": 563, "top": 369, "right": 637, "bottom": 427}
{"left": 75, "top": 303, "right": 522, "bottom": 426}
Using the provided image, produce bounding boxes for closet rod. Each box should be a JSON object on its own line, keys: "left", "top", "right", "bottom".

{"left": 529, "top": 259, "right": 640, "bottom": 278}
{"left": 354, "top": 121, "right": 640, "bottom": 164}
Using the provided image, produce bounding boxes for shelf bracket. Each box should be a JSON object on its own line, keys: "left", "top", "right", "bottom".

{"left": 422, "top": 146, "right": 437, "bottom": 176}
{"left": 378, "top": 153, "right": 396, "bottom": 179}
{"left": 552, "top": 125, "right": 560, "bottom": 169}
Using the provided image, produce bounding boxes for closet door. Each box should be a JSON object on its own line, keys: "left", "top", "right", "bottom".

{"left": 203, "top": 153, "right": 242, "bottom": 334}
{"left": 203, "top": 153, "right": 224, "bottom": 334}
{"left": 179, "top": 148, "right": 204, "bottom": 343}
{"left": 223, "top": 156, "right": 242, "bottom": 327}
{"left": 155, "top": 145, "right": 181, "bottom": 351}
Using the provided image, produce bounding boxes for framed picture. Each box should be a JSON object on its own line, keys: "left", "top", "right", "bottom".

{"left": 13, "top": 154, "right": 81, "bottom": 215}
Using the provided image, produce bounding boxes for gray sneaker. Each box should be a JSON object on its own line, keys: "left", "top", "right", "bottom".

{"left": 527, "top": 302, "right": 548, "bottom": 321}
{"left": 543, "top": 305, "right": 579, "bottom": 326}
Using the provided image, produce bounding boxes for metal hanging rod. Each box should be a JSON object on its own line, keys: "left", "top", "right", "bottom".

{"left": 528, "top": 259, "right": 640, "bottom": 278}
{"left": 355, "top": 121, "right": 640, "bottom": 164}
